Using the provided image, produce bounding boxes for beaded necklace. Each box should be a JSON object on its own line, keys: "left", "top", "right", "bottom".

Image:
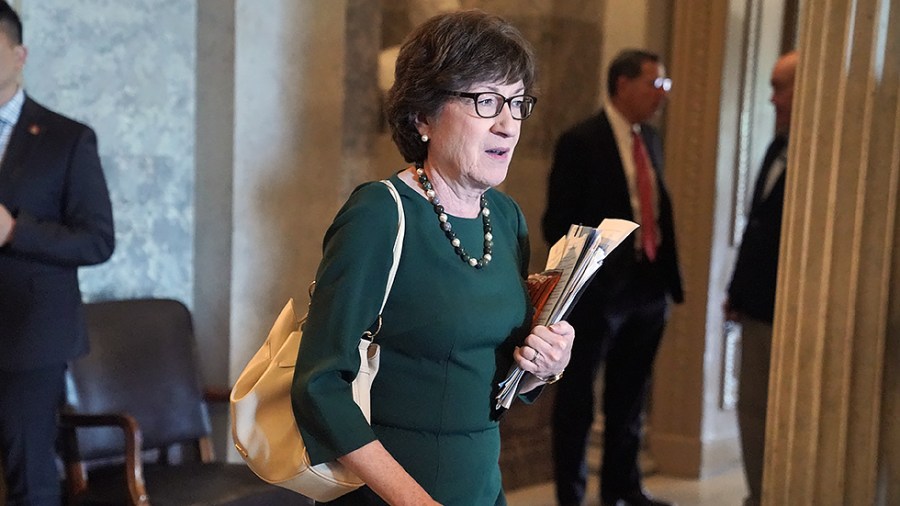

{"left": 414, "top": 163, "right": 493, "bottom": 269}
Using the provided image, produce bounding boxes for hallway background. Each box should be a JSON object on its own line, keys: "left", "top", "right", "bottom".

{"left": 2, "top": 0, "right": 897, "bottom": 503}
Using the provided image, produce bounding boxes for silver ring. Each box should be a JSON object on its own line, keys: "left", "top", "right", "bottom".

{"left": 533, "top": 348, "right": 541, "bottom": 361}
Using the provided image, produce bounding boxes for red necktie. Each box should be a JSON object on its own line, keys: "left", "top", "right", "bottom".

{"left": 632, "top": 131, "right": 658, "bottom": 262}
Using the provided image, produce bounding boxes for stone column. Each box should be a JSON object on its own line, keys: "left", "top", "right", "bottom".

{"left": 763, "top": 0, "right": 900, "bottom": 503}
{"left": 194, "top": 0, "right": 352, "bottom": 460}
{"left": 225, "top": 0, "right": 349, "bottom": 384}
{"left": 650, "top": 0, "right": 792, "bottom": 480}
{"left": 647, "top": 1, "right": 735, "bottom": 478}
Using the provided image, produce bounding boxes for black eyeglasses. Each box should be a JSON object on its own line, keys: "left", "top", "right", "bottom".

{"left": 443, "top": 91, "right": 537, "bottom": 120}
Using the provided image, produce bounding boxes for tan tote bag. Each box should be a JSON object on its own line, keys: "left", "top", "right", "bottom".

{"left": 230, "top": 180, "right": 405, "bottom": 502}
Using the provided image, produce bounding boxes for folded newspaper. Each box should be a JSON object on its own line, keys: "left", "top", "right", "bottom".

{"left": 496, "top": 218, "right": 639, "bottom": 410}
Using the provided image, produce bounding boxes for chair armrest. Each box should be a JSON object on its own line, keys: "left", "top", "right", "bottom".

{"left": 59, "top": 412, "right": 150, "bottom": 506}
{"left": 203, "top": 386, "right": 232, "bottom": 404}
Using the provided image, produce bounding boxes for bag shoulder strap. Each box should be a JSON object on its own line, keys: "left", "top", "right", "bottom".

{"left": 370, "top": 179, "right": 405, "bottom": 332}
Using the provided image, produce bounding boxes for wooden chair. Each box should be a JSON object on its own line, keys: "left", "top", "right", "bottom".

{"left": 59, "top": 298, "right": 312, "bottom": 506}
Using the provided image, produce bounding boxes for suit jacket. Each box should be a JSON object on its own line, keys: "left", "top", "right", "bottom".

{"left": 0, "top": 95, "right": 114, "bottom": 371}
{"left": 542, "top": 109, "right": 683, "bottom": 317}
{"left": 728, "top": 135, "right": 788, "bottom": 324}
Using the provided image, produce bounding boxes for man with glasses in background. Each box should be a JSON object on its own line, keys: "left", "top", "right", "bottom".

{"left": 542, "top": 49, "right": 684, "bottom": 506}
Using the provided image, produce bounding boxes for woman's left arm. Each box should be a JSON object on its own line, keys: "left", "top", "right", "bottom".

{"left": 514, "top": 321, "right": 575, "bottom": 393}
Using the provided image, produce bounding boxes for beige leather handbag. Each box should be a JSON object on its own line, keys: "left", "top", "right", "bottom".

{"left": 230, "top": 180, "right": 405, "bottom": 502}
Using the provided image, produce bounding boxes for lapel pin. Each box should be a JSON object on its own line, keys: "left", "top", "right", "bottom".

{"left": 28, "top": 124, "right": 40, "bottom": 135}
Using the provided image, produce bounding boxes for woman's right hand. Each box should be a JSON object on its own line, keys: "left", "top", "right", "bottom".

{"left": 338, "top": 440, "right": 443, "bottom": 505}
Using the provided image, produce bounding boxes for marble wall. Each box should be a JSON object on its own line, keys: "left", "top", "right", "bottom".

{"left": 19, "top": 0, "right": 196, "bottom": 305}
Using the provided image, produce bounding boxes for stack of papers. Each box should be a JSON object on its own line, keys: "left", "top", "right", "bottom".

{"left": 496, "top": 219, "right": 639, "bottom": 409}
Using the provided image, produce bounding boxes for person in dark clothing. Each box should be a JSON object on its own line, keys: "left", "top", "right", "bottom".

{"left": 543, "top": 49, "right": 684, "bottom": 506}
{"left": 0, "top": 3, "right": 114, "bottom": 504}
{"left": 725, "top": 50, "right": 798, "bottom": 506}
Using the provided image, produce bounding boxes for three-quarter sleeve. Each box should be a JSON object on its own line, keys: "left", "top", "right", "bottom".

{"left": 291, "top": 182, "right": 400, "bottom": 464}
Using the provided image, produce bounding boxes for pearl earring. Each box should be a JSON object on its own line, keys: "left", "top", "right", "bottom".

{"left": 421, "top": 134, "right": 429, "bottom": 143}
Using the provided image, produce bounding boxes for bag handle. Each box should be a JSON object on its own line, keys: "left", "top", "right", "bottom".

{"left": 364, "top": 179, "right": 405, "bottom": 340}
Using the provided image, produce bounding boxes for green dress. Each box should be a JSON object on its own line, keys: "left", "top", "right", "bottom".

{"left": 292, "top": 173, "right": 533, "bottom": 505}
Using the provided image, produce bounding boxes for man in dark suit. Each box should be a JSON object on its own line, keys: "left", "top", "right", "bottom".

{"left": 725, "top": 50, "right": 797, "bottom": 506}
{"left": 0, "top": 2, "right": 114, "bottom": 504}
{"left": 543, "top": 49, "right": 683, "bottom": 506}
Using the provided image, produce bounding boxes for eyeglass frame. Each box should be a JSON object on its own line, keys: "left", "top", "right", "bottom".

{"left": 441, "top": 90, "right": 538, "bottom": 120}
{"left": 653, "top": 77, "right": 673, "bottom": 92}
